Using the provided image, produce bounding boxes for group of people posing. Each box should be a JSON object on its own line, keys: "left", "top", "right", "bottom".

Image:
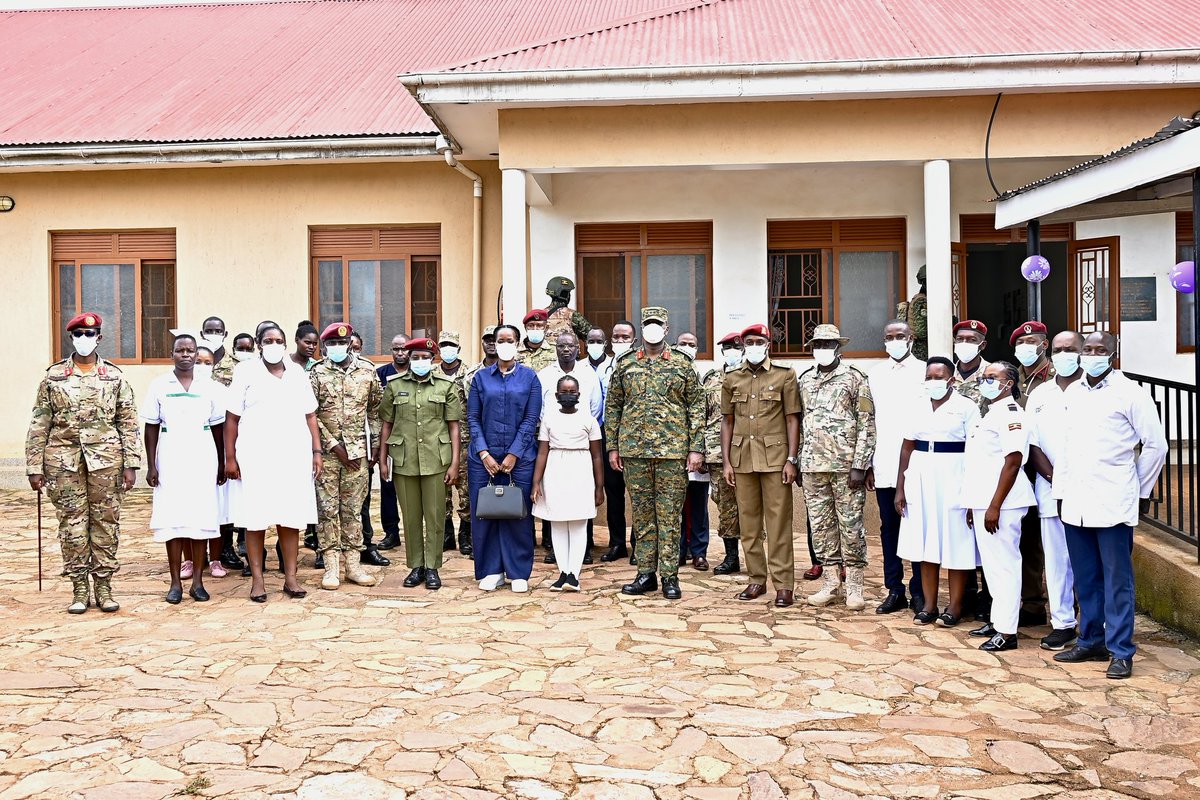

{"left": 26, "top": 276, "right": 1166, "bottom": 679}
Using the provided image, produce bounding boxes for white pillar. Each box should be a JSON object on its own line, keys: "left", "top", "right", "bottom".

{"left": 923, "top": 160, "right": 952, "bottom": 357}
{"left": 501, "top": 168, "right": 528, "bottom": 323}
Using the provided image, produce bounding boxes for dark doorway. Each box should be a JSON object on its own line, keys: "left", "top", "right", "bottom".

{"left": 965, "top": 242, "right": 1069, "bottom": 364}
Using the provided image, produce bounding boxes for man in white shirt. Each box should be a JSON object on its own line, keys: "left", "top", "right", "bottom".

{"left": 1051, "top": 332, "right": 1167, "bottom": 680}
{"left": 594, "top": 321, "right": 638, "bottom": 563}
{"left": 867, "top": 319, "right": 926, "bottom": 614}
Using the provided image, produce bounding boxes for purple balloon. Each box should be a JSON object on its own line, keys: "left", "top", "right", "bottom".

{"left": 1171, "top": 260, "right": 1196, "bottom": 294}
{"left": 1020, "top": 255, "right": 1051, "bottom": 283}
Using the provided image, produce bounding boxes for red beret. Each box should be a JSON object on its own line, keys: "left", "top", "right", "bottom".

{"left": 717, "top": 331, "right": 742, "bottom": 346}
{"left": 1009, "top": 320, "right": 1048, "bottom": 347}
{"left": 523, "top": 309, "right": 549, "bottom": 324}
{"left": 66, "top": 312, "right": 102, "bottom": 331}
{"left": 403, "top": 337, "right": 437, "bottom": 353}
{"left": 952, "top": 320, "right": 988, "bottom": 337}
{"left": 320, "top": 321, "right": 353, "bottom": 341}
{"left": 740, "top": 323, "right": 770, "bottom": 340}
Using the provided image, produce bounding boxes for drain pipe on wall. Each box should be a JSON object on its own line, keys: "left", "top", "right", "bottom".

{"left": 436, "top": 135, "right": 483, "bottom": 354}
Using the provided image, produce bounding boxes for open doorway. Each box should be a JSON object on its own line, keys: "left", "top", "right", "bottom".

{"left": 964, "top": 241, "right": 1069, "bottom": 363}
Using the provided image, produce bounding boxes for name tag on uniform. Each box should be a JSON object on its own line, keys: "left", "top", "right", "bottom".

{"left": 398, "top": 391, "right": 409, "bottom": 397}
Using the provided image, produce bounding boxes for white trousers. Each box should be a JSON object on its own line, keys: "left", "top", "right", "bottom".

{"left": 551, "top": 520, "right": 588, "bottom": 580}
{"left": 1041, "top": 515, "right": 1078, "bottom": 630}
{"left": 973, "top": 508, "right": 1026, "bottom": 636}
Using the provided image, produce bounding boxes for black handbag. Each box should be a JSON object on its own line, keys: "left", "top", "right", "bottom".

{"left": 475, "top": 474, "right": 528, "bottom": 520}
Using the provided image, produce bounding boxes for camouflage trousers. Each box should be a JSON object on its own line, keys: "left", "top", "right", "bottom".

{"left": 625, "top": 457, "right": 687, "bottom": 578}
{"left": 708, "top": 464, "right": 740, "bottom": 539}
{"left": 316, "top": 458, "right": 370, "bottom": 554}
{"left": 443, "top": 447, "right": 470, "bottom": 523}
{"left": 802, "top": 471, "right": 867, "bottom": 569}
{"left": 44, "top": 465, "right": 123, "bottom": 580}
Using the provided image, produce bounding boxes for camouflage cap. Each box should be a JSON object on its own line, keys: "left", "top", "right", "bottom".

{"left": 437, "top": 330, "right": 461, "bottom": 346}
{"left": 547, "top": 276, "right": 575, "bottom": 295}
{"left": 640, "top": 306, "right": 669, "bottom": 324}
{"left": 805, "top": 323, "right": 849, "bottom": 346}
{"left": 481, "top": 326, "right": 497, "bottom": 339}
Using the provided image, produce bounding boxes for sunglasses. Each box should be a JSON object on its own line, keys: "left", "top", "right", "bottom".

{"left": 71, "top": 330, "right": 99, "bottom": 338}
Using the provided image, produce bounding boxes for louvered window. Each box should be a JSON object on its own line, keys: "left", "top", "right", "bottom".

{"left": 310, "top": 226, "right": 440, "bottom": 358}
{"left": 1178, "top": 212, "right": 1195, "bottom": 352}
{"left": 51, "top": 230, "right": 177, "bottom": 363}
{"left": 767, "top": 218, "right": 905, "bottom": 357}
{"left": 575, "top": 221, "right": 712, "bottom": 355}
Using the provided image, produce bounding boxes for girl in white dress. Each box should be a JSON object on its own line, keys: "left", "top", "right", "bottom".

{"left": 531, "top": 376, "right": 605, "bottom": 591}
{"left": 141, "top": 334, "right": 227, "bottom": 604}
{"left": 895, "top": 356, "right": 980, "bottom": 627}
{"left": 224, "top": 324, "right": 323, "bottom": 602}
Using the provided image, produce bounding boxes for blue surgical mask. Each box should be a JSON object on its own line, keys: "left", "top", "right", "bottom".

{"left": 722, "top": 349, "right": 743, "bottom": 369}
{"left": 410, "top": 358, "right": 433, "bottom": 377}
{"left": 924, "top": 379, "right": 949, "bottom": 400}
{"left": 1015, "top": 343, "right": 1042, "bottom": 367}
{"left": 979, "top": 378, "right": 1006, "bottom": 401}
{"left": 527, "top": 330, "right": 545, "bottom": 345}
{"left": 1081, "top": 354, "right": 1111, "bottom": 377}
{"left": 440, "top": 345, "right": 460, "bottom": 364}
{"left": 1051, "top": 352, "right": 1080, "bottom": 377}
{"left": 325, "top": 344, "right": 350, "bottom": 363}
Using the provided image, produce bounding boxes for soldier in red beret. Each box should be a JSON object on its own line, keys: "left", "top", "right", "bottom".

{"left": 952, "top": 320, "right": 991, "bottom": 413}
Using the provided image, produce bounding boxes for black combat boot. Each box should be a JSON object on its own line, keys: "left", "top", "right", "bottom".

{"left": 713, "top": 538, "right": 740, "bottom": 575}
{"left": 621, "top": 573, "right": 659, "bottom": 595}
{"left": 443, "top": 518, "right": 456, "bottom": 552}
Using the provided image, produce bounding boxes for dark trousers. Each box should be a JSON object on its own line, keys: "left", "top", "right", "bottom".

{"left": 374, "top": 474, "right": 400, "bottom": 535}
{"left": 1020, "top": 507, "right": 1048, "bottom": 614}
{"left": 602, "top": 432, "right": 632, "bottom": 550}
{"left": 679, "top": 479, "right": 711, "bottom": 559}
{"left": 875, "top": 488, "right": 923, "bottom": 598}
{"left": 806, "top": 517, "right": 817, "bottom": 564}
{"left": 1064, "top": 522, "right": 1135, "bottom": 660}
{"left": 469, "top": 460, "right": 535, "bottom": 580}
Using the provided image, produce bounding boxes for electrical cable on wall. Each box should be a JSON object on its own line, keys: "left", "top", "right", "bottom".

{"left": 985, "top": 93, "right": 1004, "bottom": 196}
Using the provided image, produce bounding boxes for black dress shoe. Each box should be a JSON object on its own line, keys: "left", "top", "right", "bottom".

{"left": 543, "top": 550, "right": 556, "bottom": 564}
{"left": 980, "top": 632, "right": 1018, "bottom": 652}
{"left": 425, "top": 569, "right": 442, "bottom": 591}
{"left": 1053, "top": 645, "right": 1112, "bottom": 663}
{"left": 601, "top": 546, "right": 628, "bottom": 562}
{"left": 220, "top": 546, "right": 245, "bottom": 571}
{"left": 189, "top": 586, "right": 210, "bottom": 602}
{"left": 582, "top": 550, "right": 593, "bottom": 565}
{"left": 621, "top": 573, "right": 658, "bottom": 595}
{"left": 443, "top": 518, "right": 456, "bottom": 552}
{"left": 913, "top": 610, "right": 938, "bottom": 625}
{"left": 1106, "top": 658, "right": 1133, "bottom": 679}
{"left": 165, "top": 586, "right": 183, "bottom": 605}
{"left": 662, "top": 575, "right": 681, "bottom": 600}
{"left": 360, "top": 547, "right": 390, "bottom": 567}
{"left": 402, "top": 567, "right": 427, "bottom": 588}
{"left": 969, "top": 622, "right": 996, "bottom": 638}
{"left": 241, "top": 565, "right": 252, "bottom": 578}
{"left": 459, "top": 520, "right": 473, "bottom": 556}
{"left": 378, "top": 531, "right": 401, "bottom": 550}
{"left": 936, "top": 611, "right": 962, "bottom": 628}
{"left": 909, "top": 594, "right": 925, "bottom": 612}
{"left": 876, "top": 592, "right": 907, "bottom": 615}
{"left": 314, "top": 551, "right": 325, "bottom": 570}
{"left": 1018, "top": 608, "right": 1048, "bottom": 628}
{"left": 678, "top": 552, "right": 688, "bottom": 567}
{"left": 304, "top": 527, "right": 318, "bottom": 551}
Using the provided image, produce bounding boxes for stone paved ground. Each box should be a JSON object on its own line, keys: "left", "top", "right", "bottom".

{"left": 1, "top": 489, "right": 1199, "bottom": 800}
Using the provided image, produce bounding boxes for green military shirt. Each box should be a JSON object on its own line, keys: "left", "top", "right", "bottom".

{"left": 518, "top": 341, "right": 557, "bottom": 374}
{"left": 605, "top": 347, "right": 703, "bottom": 459}
{"left": 897, "top": 291, "right": 928, "bottom": 361}
{"left": 796, "top": 362, "right": 875, "bottom": 473}
{"left": 212, "top": 355, "right": 236, "bottom": 387}
{"left": 25, "top": 357, "right": 142, "bottom": 475}
{"left": 440, "top": 361, "right": 471, "bottom": 444}
{"left": 546, "top": 303, "right": 592, "bottom": 343}
{"left": 721, "top": 358, "right": 802, "bottom": 472}
{"left": 700, "top": 368, "right": 725, "bottom": 464}
{"left": 380, "top": 371, "right": 463, "bottom": 477}
{"left": 955, "top": 358, "right": 991, "bottom": 414}
{"left": 310, "top": 356, "right": 382, "bottom": 461}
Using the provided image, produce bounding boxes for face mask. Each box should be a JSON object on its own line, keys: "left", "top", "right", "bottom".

{"left": 261, "top": 343, "right": 286, "bottom": 364}
{"left": 526, "top": 329, "right": 545, "bottom": 345}
{"left": 954, "top": 342, "right": 981, "bottom": 363}
{"left": 1051, "top": 352, "right": 1080, "bottom": 377}
{"left": 979, "top": 378, "right": 1006, "bottom": 401}
{"left": 677, "top": 345, "right": 697, "bottom": 359}
{"left": 495, "top": 342, "right": 519, "bottom": 362}
{"left": 557, "top": 392, "right": 580, "bottom": 409}
{"left": 192, "top": 364, "right": 213, "bottom": 382}
{"left": 586, "top": 342, "right": 606, "bottom": 361}
{"left": 1081, "top": 354, "right": 1111, "bottom": 378}
{"left": 611, "top": 342, "right": 632, "bottom": 357}
{"left": 410, "top": 358, "right": 433, "bottom": 377}
{"left": 233, "top": 350, "right": 256, "bottom": 363}
{"left": 1014, "top": 343, "right": 1042, "bottom": 367}
{"left": 325, "top": 344, "right": 350, "bottom": 363}
{"left": 440, "top": 346, "right": 460, "bottom": 364}
{"left": 812, "top": 348, "right": 837, "bottom": 367}
{"left": 642, "top": 323, "right": 666, "bottom": 345}
{"left": 924, "top": 379, "right": 949, "bottom": 400}
{"left": 744, "top": 344, "right": 768, "bottom": 365}
{"left": 72, "top": 334, "right": 98, "bottom": 357}
{"left": 722, "top": 349, "right": 743, "bottom": 369}
{"left": 203, "top": 333, "right": 225, "bottom": 349}
{"left": 884, "top": 339, "right": 911, "bottom": 360}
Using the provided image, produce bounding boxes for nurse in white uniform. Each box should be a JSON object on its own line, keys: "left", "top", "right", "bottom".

{"left": 225, "top": 323, "right": 323, "bottom": 603}
{"left": 141, "top": 334, "right": 226, "bottom": 604}
{"left": 960, "top": 361, "right": 1036, "bottom": 652}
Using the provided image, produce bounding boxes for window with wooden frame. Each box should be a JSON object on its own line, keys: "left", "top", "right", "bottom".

{"left": 310, "top": 226, "right": 440, "bottom": 359}
{"left": 1177, "top": 212, "right": 1195, "bottom": 352}
{"left": 575, "top": 221, "right": 713, "bottom": 355}
{"left": 51, "top": 230, "right": 177, "bottom": 363}
{"left": 767, "top": 218, "right": 905, "bottom": 357}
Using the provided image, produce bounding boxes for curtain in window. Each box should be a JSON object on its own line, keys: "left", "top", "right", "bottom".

{"left": 837, "top": 251, "right": 899, "bottom": 350}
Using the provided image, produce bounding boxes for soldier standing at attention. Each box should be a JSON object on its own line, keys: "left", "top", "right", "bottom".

{"left": 798, "top": 324, "right": 876, "bottom": 610}
{"left": 953, "top": 320, "right": 991, "bottom": 412}
{"left": 708, "top": 332, "right": 744, "bottom": 575}
{"left": 311, "top": 322, "right": 382, "bottom": 591}
{"left": 896, "top": 265, "right": 928, "bottom": 361}
{"left": 372, "top": 333, "right": 410, "bottom": 552}
{"left": 518, "top": 309, "right": 557, "bottom": 374}
{"left": 379, "top": 339, "right": 463, "bottom": 591}
{"left": 26, "top": 312, "right": 141, "bottom": 614}
{"left": 544, "top": 276, "right": 592, "bottom": 344}
{"left": 437, "top": 330, "right": 471, "bottom": 555}
{"left": 606, "top": 307, "right": 704, "bottom": 601}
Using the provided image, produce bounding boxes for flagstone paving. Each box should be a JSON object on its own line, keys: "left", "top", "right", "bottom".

{"left": 1, "top": 489, "right": 1199, "bottom": 800}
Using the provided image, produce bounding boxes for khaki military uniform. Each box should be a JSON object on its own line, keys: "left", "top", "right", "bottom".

{"left": 605, "top": 348, "right": 704, "bottom": 578}
{"left": 797, "top": 363, "right": 876, "bottom": 569}
{"left": 518, "top": 341, "right": 557, "bottom": 374}
{"left": 440, "top": 361, "right": 471, "bottom": 524}
{"left": 311, "top": 357, "right": 382, "bottom": 556}
{"left": 545, "top": 302, "right": 592, "bottom": 344}
{"left": 25, "top": 357, "right": 142, "bottom": 580}
{"left": 955, "top": 358, "right": 992, "bottom": 414}
{"left": 212, "top": 356, "right": 235, "bottom": 388}
{"left": 701, "top": 368, "right": 739, "bottom": 540}
{"left": 380, "top": 371, "right": 463, "bottom": 569}
{"left": 1018, "top": 359, "right": 1055, "bottom": 407}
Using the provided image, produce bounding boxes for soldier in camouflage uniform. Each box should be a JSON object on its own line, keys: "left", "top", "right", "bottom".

{"left": 26, "top": 312, "right": 141, "bottom": 614}
{"left": 606, "top": 307, "right": 704, "bottom": 600}
{"left": 797, "top": 324, "right": 876, "bottom": 611}
{"left": 437, "top": 330, "right": 473, "bottom": 555}
{"left": 544, "top": 276, "right": 592, "bottom": 345}
{"left": 953, "top": 320, "right": 991, "bottom": 413}
{"left": 896, "top": 265, "right": 928, "bottom": 361}
{"left": 518, "top": 308, "right": 557, "bottom": 375}
{"left": 202, "top": 316, "right": 238, "bottom": 388}
{"left": 705, "top": 331, "right": 744, "bottom": 575}
{"left": 310, "top": 322, "right": 382, "bottom": 591}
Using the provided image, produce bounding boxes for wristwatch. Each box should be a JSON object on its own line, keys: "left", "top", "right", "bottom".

{"left": 786, "top": 456, "right": 800, "bottom": 466}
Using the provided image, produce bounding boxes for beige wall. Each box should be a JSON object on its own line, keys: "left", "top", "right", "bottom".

{"left": 1, "top": 159, "right": 501, "bottom": 461}
{"left": 499, "top": 89, "right": 1200, "bottom": 170}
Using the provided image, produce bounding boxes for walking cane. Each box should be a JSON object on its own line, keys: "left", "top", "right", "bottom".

{"left": 36, "top": 489, "right": 43, "bottom": 592}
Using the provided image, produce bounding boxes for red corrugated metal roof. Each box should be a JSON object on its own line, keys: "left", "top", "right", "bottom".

{"left": 0, "top": 0, "right": 683, "bottom": 146}
{"left": 447, "top": 0, "right": 1200, "bottom": 72}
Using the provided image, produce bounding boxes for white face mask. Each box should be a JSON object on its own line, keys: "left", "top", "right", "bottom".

{"left": 325, "top": 344, "right": 350, "bottom": 363}
{"left": 1051, "top": 352, "right": 1080, "bottom": 377}
{"left": 954, "top": 342, "right": 981, "bottom": 363}
{"left": 440, "top": 345, "right": 460, "bottom": 364}
{"left": 193, "top": 364, "right": 213, "bottom": 382}
{"left": 722, "top": 349, "right": 743, "bottom": 369}
{"left": 924, "top": 378, "right": 949, "bottom": 400}
{"left": 677, "top": 344, "right": 697, "bottom": 359}
{"left": 611, "top": 342, "right": 632, "bottom": 357}
{"left": 203, "top": 333, "right": 225, "bottom": 350}
{"left": 812, "top": 348, "right": 837, "bottom": 367}
{"left": 495, "top": 342, "right": 519, "bottom": 362}
{"left": 233, "top": 350, "right": 256, "bottom": 363}
{"left": 261, "top": 343, "right": 286, "bottom": 364}
{"left": 744, "top": 344, "right": 768, "bottom": 365}
{"left": 586, "top": 342, "right": 606, "bottom": 361}
{"left": 1014, "top": 343, "right": 1042, "bottom": 367}
{"left": 72, "top": 334, "right": 98, "bottom": 357}
{"left": 884, "top": 339, "right": 911, "bottom": 361}
{"left": 642, "top": 323, "right": 666, "bottom": 345}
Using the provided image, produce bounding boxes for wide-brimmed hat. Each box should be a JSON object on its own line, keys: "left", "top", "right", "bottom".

{"left": 805, "top": 323, "right": 849, "bottom": 347}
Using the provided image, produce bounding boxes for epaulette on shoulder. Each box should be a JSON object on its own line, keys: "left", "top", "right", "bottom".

{"left": 1007, "top": 402, "right": 1020, "bottom": 411}
{"left": 796, "top": 365, "right": 817, "bottom": 380}
{"left": 385, "top": 371, "right": 407, "bottom": 383}
{"left": 669, "top": 346, "right": 695, "bottom": 362}
{"left": 845, "top": 364, "right": 868, "bottom": 379}
{"left": 615, "top": 349, "right": 637, "bottom": 361}
{"left": 430, "top": 371, "right": 453, "bottom": 382}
